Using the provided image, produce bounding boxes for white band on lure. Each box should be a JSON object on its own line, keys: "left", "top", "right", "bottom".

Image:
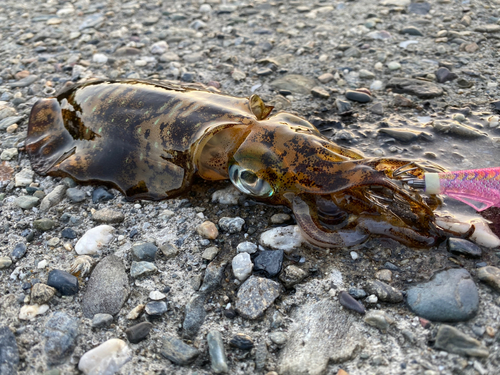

{"left": 425, "top": 173, "right": 441, "bottom": 194}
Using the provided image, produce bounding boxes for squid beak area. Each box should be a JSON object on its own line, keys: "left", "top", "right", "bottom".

{"left": 285, "top": 193, "right": 369, "bottom": 249}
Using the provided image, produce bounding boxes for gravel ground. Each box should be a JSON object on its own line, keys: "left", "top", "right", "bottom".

{"left": 1, "top": 0, "right": 500, "bottom": 374}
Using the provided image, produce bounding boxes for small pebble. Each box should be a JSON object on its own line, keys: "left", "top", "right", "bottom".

{"left": 19, "top": 304, "right": 50, "bottom": 320}
{"left": 78, "top": 339, "right": 131, "bottom": 375}
{"left": 11, "top": 243, "right": 27, "bottom": 261}
{"left": 202, "top": 246, "right": 219, "bottom": 261}
{"left": 91, "top": 313, "right": 113, "bottom": 328}
{"left": 236, "top": 241, "right": 258, "bottom": 254}
{"left": 364, "top": 310, "right": 394, "bottom": 333}
{"left": 91, "top": 187, "right": 114, "bottom": 204}
{"left": 132, "top": 242, "right": 158, "bottom": 262}
{"left": 197, "top": 221, "right": 219, "bottom": 239}
{"left": 130, "top": 261, "right": 158, "bottom": 278}
{"left": 447, "top": 238, "right": 482, "bottom": 258}
{"left": 279, "top": 265, "right": 308, "bottom": 288}
{"left": 207, "top": 331, "right": 229, "bottom": 374}
{"left": 47, "top": 270, "right": 78, "bottom": 296}
{"left": 160, "top": 336, "right": 200, "bottom": 365}
{"left": 269, "top": 332, "right": 287, "bottom": 345}
{"left": 232, "top": 252, "right": 253, "bottom": 281}
{"left": 259, "top": 225, "right": 303, "bottom": 252}
{"left": 477, "top": 266, "right": 500, "bottom": 292}
{"left": 75, "top": 225, "right": 115, "bottom": 255}
{"left": 345, "top": 89, "right": 372, "bottom": 103}
{"left": 253, "top": 250, "right": 283, "bottom": 278}
{"left": 434, "top": 325, "right": 488, "bottom": 358}
{"left": 125, "top": 322, "right": 153, "bottom": 343}
{"left": 145, "top": 301, "right": 168, "bottom": 317}
{"left": 229, "top": 333, "right": 254, "bottom": 350}
{"left": 66, "top": 188, "right": 86, "bottom": 203}
{"left": 218, "top": 217, "right": 245, "bottom": 233}
{"left": 339, "top": 291, "right": 366, "bottom": 314}
{"left": 235, "top": 276, "right": 282, "bottom": 319}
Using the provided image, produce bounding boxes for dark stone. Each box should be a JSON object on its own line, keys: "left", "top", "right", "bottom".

{"left": 364, "top": 280, "right": 403, "bottom": 303}
{"left": 229, "top": 333, "right": 254, "bottom": 350}
{"left": 132, "top": 242, "right": 158, "bottom": 262}
{"left": 400, "top": 26, "right": 424, "bottom": 36}
{"left": 345, "top": 90, "right": 372, "bottom": 103}
{"left": 47, "top": 270, "right": 78, "bottom": 296}
{"left": 339, "top": 291, "right": 366, "bottom": 314}
{"left": 125, "top": 322, "right": 153, "bottom": 343}
{"left": 91, "top": 187, "right": 114, "bottom": 204}
{"left": 161, "top": 336, "right": 200, "bottom": 365}
{"left": 8, "top": 75, "right": 38, "bottom": 88}
{"left": 335, "top": 99, "right": 352, "bottom": 114}
{"left": 0, "top": 326, "right": 19, "bottom": 375}
{"left": 447, "top": 238, "right": 482, "bottom": 258}
{"left": 235, "top": 276, "right": 282, "bottom": 319}
{"left": 407, "top": 268, "right": 479, "bottom": 322}
{"left": 383, "top": 262, "right": 399, "bottom": 271}
{"left": 348, "top": 288, "right": 367, "bottom": 299}
{"left": 199, "top": 260, "right": 226, "bottom": 293}
{"left": 61, "top": 228, "right": 77, "bottom": 239}
{"left": 82, "top": 255, "right": 130, "bottom": 318}
{"left": 435, "top": 67, "right": 458, "bottom": 83}
{"left": 11, "top": 243, "right": 27, "bottom": 261}
{"left": 145, "top": 301, "right": 168, "bottom": 317}
{"left": 253, "top": 250, "right": 283, "bottom": 278}
{"left": 386, "top": 78, "right": 443, "bottom": 98}
{"left": 43, "top": 312, "right": 79, "bottom": 365}
{"left": 181, "top": 72, "right": 195, "bottom": 82}
{"left": 182, "top": 293, "right": 206, "bottom": 338}
{"left": 65, "top": 188, "right": 85, "bottom": 203}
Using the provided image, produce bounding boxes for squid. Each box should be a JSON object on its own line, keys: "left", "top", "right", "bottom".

{"left": 25, "top": 79, "right": 448, "bottom": 248}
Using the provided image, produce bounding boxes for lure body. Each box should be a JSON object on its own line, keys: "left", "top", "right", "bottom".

{"left": 26, "top": 79, "right": 452, "bottom": 248}
{"left": 421, "top": 167, "right": 500, "bottom": 211}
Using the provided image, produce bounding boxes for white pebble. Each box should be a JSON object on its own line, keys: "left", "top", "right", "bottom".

{"left": 236, "top": 241, "right": 258, "bottom": 254}
{"left": 78, "top": 339, "right": 131, "bottom": 375}
{"left": 370, "top": 80, "right": 383, "bottom": 91}
{"left": 366, "top": 295, "right": 378, "bottom": 304}
{"left": 0, "top": 148, "right": 18, "bottom": 161}
{"left": 259, "top": 225, "right": 304, "bottom": 252}
{"left": 37, "top": 260, "right": 48, "bottom": 269}
{"left": 150, "top": 41, "right": 169, "bottom": 54}
{"left": 19, "top": 304, "right": 49, "bottom": 320}
{"left": 211, "top": 185, "right": 242, "bottom": 205}
{"left": 149, "top": 291, "right": 166, "bottom": 300}
{"left": 15, "top": 169, "right": 34, "bottom": 187}
{"left": 134, "top": 60, "right": 147, "bottom": 67}
{"left": 232, "top": 252, "right": 253, "bottom": 281}
{"left": 387, "top": 61, "right": 401, "bottom": 70}
{"left": 75, "top": 225, "right": 115, "bottom": 255}
{"left": 92, "top": 53, "right": 108, "bottom": 64}
{"left": 350, "top": 251, "right": 359, "bottom": 260}
{"left": 199, "top": 4, "right": 212, "bottom": 13}
{"left": 470, "top": 219, "right": 500, "bottom": 248}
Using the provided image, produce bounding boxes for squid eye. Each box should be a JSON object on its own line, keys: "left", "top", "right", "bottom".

{"left": 229, "top": 164, "right": 274, "bottom": 197}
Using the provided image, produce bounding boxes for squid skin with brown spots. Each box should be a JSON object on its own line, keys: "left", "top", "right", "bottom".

{"left": 27, "top": 79, "right": 453, "bottom": 248}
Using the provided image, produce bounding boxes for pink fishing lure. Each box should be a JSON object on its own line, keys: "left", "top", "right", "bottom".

{"left": 420, "top": 167, "right": 500, "bottom": 211}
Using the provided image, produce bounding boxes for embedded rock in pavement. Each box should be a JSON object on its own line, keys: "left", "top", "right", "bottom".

{"left": 235, "top": 276, "right": 282, "bottom": 319}
{"left": 406, "top": 268, "right": 479, "bottom": 322}
{"left": 278, "top": 300, "right": 362, "bottom": 375}
{"left": 386, "top": 78, "right": 443, "bottom": 98}
{"left": 82, "top": 255, "right": 130, "bottom": 318}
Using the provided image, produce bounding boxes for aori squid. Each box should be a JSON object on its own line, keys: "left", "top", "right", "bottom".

{"left": 26, "top": 79, "right": 457, "bottom": 248}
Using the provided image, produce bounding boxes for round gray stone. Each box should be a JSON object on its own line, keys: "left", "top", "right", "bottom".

{"left": 406, "top": 268, "right": 478, "bottom": 322}
{"left": 82, "top": 255, "right": 130, "bottom": 318}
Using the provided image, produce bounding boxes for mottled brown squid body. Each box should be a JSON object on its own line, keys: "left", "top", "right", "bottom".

{"left": 26, "top": 79, "right": 261, "bottom": 199}
{"left": 26, "top": 79, "right": 442, "bottom": 248}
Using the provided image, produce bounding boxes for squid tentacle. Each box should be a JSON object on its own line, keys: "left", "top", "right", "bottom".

{"left": 291, "top": 195, "right": 369, "bottom": 248}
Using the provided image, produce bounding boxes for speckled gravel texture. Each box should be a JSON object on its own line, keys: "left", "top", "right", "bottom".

{"left": 1, "top": 0, "right": 500, "bottom": 374}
